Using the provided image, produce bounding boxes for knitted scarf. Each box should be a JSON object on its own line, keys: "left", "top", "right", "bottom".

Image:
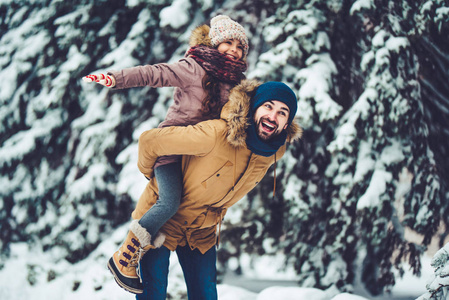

{"left": 246, "top": 122, "right": 287, "bottom": 157}
{"left": 186, "top": 45, "right": 247, "bottom": 84}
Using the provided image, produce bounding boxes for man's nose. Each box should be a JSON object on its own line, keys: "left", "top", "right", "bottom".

{"left": 266, "top": 111, "right": 277, "bottom": 121}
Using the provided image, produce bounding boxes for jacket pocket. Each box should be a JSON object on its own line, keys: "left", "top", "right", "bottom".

{"left": 201, "top": 161, "right": 233, "bottom": 189}
{"left": 201, "top": 207, "right": 226, "bottom": 229}
{"left": 188, "top": 207, "right": 226, "bottom": 229}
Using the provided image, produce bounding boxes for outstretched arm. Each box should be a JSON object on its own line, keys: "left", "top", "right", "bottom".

{"left": 138, "top": 120, "right": 222, "bottom": 178}
{"left": 82, "top": 59, "right": 202, "bottom": 90}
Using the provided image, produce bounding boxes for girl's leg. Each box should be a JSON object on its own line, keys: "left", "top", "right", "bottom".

{"left": 176, "top": 245, "right": 218, "bottom": 300}
{"left": 136, "top": 246, "right": 171, "bottom": 300}
{"left": 108, "top": 163, "right": 181, "bottom": 293}
{"left": 139, "top": 161, "right": 183, "bottom": 236}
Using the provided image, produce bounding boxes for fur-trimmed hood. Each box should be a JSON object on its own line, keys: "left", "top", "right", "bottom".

{"left": 221, "top": 79, "right": 303, "bottom": 148}
{"left": 189, "top": 24, "right": 213, "bottom": 48}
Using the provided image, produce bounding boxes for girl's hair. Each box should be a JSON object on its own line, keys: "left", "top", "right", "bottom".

{"left": 201, "top": 74, "right": 223, "bottom": 119}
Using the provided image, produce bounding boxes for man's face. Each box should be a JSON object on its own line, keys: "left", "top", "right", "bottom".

{"left": 253, "top": 100, "right": 290, "bottom": 141}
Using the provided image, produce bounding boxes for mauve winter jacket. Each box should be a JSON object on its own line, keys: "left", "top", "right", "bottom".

{"left": 109, "top": 57, "right": 233, "bottom": 167}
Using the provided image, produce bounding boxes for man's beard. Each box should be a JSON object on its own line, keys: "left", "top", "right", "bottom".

{"left": 255, "top": 117, "right": 281, "bottom": 141}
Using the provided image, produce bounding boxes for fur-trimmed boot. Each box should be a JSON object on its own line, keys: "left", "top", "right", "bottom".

{"left": 107, "top": 219, "right": 165, "bottom": 294}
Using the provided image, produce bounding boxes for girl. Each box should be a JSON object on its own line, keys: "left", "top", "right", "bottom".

{"left": 83, "top": 15, "right": 249, "bottom": 294}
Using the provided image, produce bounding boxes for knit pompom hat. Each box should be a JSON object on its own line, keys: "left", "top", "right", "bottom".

{"left": 209, "top": 15, "right": 249, "bottom": 57}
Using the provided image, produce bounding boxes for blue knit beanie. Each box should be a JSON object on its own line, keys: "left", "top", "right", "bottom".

{"left": 250, "top": 82, "right": 297, "bottom": 125}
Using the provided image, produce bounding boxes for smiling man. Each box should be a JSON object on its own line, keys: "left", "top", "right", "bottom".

{"left": 245, "top": 81, "right": 299, "bottom": 157}
{"left": 254, "top": 100, "right": 290, "bottom": 140}
{"left": 112, "top": 80, "right": 302, "bottom": 299}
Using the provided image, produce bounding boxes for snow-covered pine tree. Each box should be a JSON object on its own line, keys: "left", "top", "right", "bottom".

{"left": 221, "top": 0, "right": 449, "bottom": 296}
{"left": 411, "top": 0, "right": 449, "bottom": 244}
{"left": 418, "top": 242, "right": 449, "bottom": 300}
{"left": 336, "top": 0, "right": 446, "bottom": 295}
{"left": 0, "top": 0, "right": 186, "bottom": 263}
{"left": 1, "top": 0, "right": 449, "bottom": 298}
{"left": 220, "top": 0, "right": 350, "bottom": 291}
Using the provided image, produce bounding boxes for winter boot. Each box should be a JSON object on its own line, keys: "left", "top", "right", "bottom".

{"left": 107, "top": 219, "right": 165, "bottom": 294}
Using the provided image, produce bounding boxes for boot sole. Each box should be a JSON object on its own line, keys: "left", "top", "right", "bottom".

{"left": 107, "top": 257, "right": 143, "bottom": 294}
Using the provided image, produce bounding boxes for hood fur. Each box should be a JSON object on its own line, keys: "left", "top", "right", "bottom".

{"left": 221, "top": 79, "right": 303, "bottom": 148}
{"left": 189, "top": 24, "right": 213, "bottom": 47}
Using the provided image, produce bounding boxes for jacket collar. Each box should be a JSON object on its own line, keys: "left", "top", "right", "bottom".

{"left": 220, "top": 79, "right": 303, "bottom": 148}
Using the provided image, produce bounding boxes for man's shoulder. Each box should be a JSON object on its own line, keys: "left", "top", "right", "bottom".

{"left": 191, "top": 119, "right": 229, "bottom": 144}
{"left": 197, "top": 118, "right": 227, "bottom": 132}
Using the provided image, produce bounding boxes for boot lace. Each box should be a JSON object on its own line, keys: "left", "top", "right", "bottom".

{"left": 134, "top": 247, "right": 148, "bottom": 283}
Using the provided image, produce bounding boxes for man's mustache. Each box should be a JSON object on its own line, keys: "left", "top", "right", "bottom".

{"left": 260, "top": 117, "right": 278, "bottom": 129}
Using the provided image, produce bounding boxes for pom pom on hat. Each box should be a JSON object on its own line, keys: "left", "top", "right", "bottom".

{"left": 209, "top": 15, "right": 249, "bottom": 57}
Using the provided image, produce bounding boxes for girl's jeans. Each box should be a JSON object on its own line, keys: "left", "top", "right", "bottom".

{"left": 138, "top": 161, "right": 182, "bottom": 236}
{"left": 136, "top": 245, "right": 218, "bottom": 300}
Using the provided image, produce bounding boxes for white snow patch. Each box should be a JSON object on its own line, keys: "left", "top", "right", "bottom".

{"left": 160, "top": 0, "right": 191, "bottom": 29}
{"left": 357, "top": 169, "right": 392, "bottom": 209}
{"left": 257, "top": 286, "right": 327, "bottom": 300}
{"left": 350, "top": 0, "right": 375, "bottom": 15}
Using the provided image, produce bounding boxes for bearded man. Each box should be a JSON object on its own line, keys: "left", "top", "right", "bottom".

{"left": 109, "top": 80, "right": 302, "bottom": 300}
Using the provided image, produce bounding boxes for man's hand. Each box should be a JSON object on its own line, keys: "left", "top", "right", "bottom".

{"left": 82, "top": 73, "right": 116, "bottom": 87}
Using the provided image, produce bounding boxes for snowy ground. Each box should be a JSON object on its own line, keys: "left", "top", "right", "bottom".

{"left": 0, "top": 224, "right": 432, "bottom": 300}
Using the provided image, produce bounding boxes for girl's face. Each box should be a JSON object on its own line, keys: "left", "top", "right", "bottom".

{"left": 217, "top": 39, "right": 244, "bottom": 61}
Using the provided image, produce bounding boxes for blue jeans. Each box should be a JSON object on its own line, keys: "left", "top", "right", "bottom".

{"left": 136, "top": 245, "right": 218, "bottom": 300}
{"left": 139, "top": 162, "right": 182, "bottom": 236}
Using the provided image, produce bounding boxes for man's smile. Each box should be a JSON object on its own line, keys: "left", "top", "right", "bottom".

{"left": 259, "top": 118, "right": 278, "bottom": 136}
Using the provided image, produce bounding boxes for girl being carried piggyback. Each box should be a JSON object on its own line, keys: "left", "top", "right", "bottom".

{"left": 82, "top": 15, "right": 249, "bottom": 294}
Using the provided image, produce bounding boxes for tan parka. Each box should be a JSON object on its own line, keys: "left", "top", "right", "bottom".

{"left": 132, "top": 79, "right": 303, "bottom": 254}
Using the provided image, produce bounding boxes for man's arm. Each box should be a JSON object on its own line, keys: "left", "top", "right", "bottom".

{"left": 138, "top": 120, "right": 222, "bottom": 178}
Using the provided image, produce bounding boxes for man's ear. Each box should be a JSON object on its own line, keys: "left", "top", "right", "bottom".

{"left": 283, "top": 124, "right": 288, "bottom": 130}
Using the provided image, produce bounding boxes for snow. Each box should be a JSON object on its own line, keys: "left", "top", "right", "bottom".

{"left": 349, "top": 0, "right": 375, "bottom": 15}
{"left": 217, "top": 284, "right": 257, "bottom": 299}
{"left": 296, "top": 53, "right": 342, "bottom": 125}
{"left": 436, "top": 7, "right": 449, "bottom": 24}
{"left": 0, "top": 109, "right": 63, "bottom": 166}
{"left": 386, "top": 36, "right": 409, "bottom": 53}
{"left": 0, "top": 229, "right": 431, "bottom": 300}
{"left": 353, "top": 141, "right": 375, "bottom": 183}
{"left": 99, "top": 8, "right": 154, "bottom": 70}
{"left": 258, "top": 287, "right": 327, "bottom": 300}
{"left": 332, "top": 294, "right": 369, "bottom": 300}
{"left": 159, "top": 0, "right": 191, "bottom": 29}
{"left": 357, "top": 169, "right": 392, "bottom": 209}
{"left": 380, "top": 140, "right": 405, "bottom": 165}
{"left": 1, "top": 1, "right": 446, "bottom": 300}
{"left": 263, "top": 25, "right": 283, "bottom": 43}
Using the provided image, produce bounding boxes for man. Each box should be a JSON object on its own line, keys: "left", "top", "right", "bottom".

{"left": 111, "top": 80, "right": 302, "bottom": 299}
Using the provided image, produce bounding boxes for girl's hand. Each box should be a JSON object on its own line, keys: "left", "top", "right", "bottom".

{"left": 82, "top": 73, "right": 116, "bottom": 87}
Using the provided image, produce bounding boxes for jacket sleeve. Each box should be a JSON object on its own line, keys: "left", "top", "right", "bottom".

{"left": 108, "top": 58, "right": 201, "bottom": 89}
{"left": 138, "top": 120, "right": 223, "bottom": 178}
